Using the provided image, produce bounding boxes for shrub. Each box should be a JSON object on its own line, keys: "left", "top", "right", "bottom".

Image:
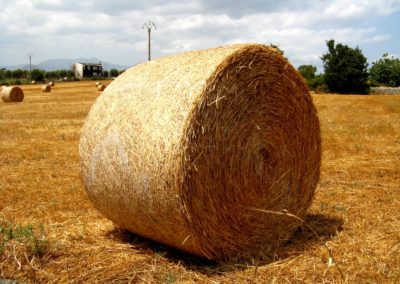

{"left": 322, "top": 39, "right": 369, "bottom": 94}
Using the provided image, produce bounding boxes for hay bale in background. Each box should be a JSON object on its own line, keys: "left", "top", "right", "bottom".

{"left": 1, "top": 86, "right": 24, "bottom": 102}
{"left": 97, "top": 84, "right": 106, "bottom": 91}
{"left": 41, "top": 85, "right": 51, "bottom": 92}
{"left": 31, "top": 80, "right": 36, "bottom": 85}
{"left": 96, "top": 82, "right": 101, "bottom": 86}
{"left": 80, "top": 44, "right": 321, "bottom": 262}
{"left": 48, "top": 82, "right": 55, "bottom": 87}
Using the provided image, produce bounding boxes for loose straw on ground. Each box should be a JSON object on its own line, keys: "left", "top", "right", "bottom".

{"left": 79, "top": 44, "right": 321, "bottom": 262}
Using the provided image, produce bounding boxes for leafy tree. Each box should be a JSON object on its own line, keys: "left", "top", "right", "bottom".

{"left": 297, "top": 65, "right": 327, "bottom": 91}
{"left": 45, "top": 71, "right": 56, "bottom": 79}
{"left": 0, "top": 69, "right": 5, "bottom": 81}
{"left": 30, "top": 69, "right": 45, "bottom": 82}
{"left": 369, "top": 54, "right": 400, "bottom": 87}
{"left": 12, "top": 69, "right": 24, "bottom": 79}
{"left": 66, "top": 70, "right": 74, "bottom": 79}
{"left": 103, "top": 70, "right": 109, "bottom": 78}
{"left": 298, "top": 65, "right": 317, "bottom": 80}
{"left": 322, "top": 39, "right": 369, "bottom": 94}
{"left": 58, "top": 70, "right": 67, "bottom": 78}
{"left": 270, "top": 43, "right": 287, "bottom": 59}
{"left": 5, "top": 70, "right": 12, "bottom": 79}
{"left": 109, "top": 69, "right": 119, "bottom": 77}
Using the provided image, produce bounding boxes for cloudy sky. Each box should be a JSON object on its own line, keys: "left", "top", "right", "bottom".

{"left": 0, "top": 0, "right": 399, "bottom": 71}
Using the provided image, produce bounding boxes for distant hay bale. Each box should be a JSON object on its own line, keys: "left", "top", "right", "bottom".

{"left": 41, "top": 85, "right": 51, "bottom": 92}
{"left": 31, "top": 80, "right": 36, "bottom": 85}
{"left": 80, "top": 44, "right": 321, "bottom": 262}
{"left": 96, "top": 82, "right": 101, "bottom": 86}
{"left": 1, "top": 86, "right": 24, "bottom": 102}
{"left": 48, "top": 82, "right": 55, "bottom": 86}
{"left": 97, "top": 84, "right": 106, "bottom": 91}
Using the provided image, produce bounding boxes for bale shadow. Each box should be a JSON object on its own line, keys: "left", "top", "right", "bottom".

{"left": 106, "top": 213, "right": 343, "bottom": 275}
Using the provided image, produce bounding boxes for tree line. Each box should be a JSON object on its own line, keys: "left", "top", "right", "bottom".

{"left": 297, "top": 39, "right": 400, "bottom": 94}
{"left": 0, "top": 68, "right": 123, "bottom": 85}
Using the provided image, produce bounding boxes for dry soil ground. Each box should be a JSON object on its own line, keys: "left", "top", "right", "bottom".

{"left": 0, "top": 81, "right": 399, "bottom": 283}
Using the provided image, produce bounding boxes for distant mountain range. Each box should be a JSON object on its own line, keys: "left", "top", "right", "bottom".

{"left": 1, "top": 57, "right": 130, "bottom": 71}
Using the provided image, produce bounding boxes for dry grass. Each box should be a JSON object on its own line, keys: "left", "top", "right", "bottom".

{"left": 0, "top": 82, "right": 399, "bottom": 283}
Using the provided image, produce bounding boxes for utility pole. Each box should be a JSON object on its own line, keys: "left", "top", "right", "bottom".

{"left": 27, "top": 53, "right": 33, "bottom": 81}
{"left": 143, "top": 21, "right": 156, "bottom": 61}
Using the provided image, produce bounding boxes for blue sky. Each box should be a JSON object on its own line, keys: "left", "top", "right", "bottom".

{"left": 0, "top": 0, "right": 399, "bottom": 71}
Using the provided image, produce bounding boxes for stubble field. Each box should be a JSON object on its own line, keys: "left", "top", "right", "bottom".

{"left": 0, "top": 81, "right": 399, "bottom": 283}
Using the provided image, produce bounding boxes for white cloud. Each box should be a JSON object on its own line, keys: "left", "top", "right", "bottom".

{"left": 0, "top": 0, "right": 399, "bottom": 69}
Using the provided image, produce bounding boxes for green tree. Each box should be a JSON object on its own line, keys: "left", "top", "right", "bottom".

{"left": 66, "top": 70, "right": 74, "bottom": 79}
{"left": 45, "top": 71, "right": 56, "bottom": 79}
{"left": 270, "top": 43, "right": 287, "bottom": 59}
{"left": 30, "top": 69, "right": 45, "bottom": 82}
{"left": 297, "top": 65, "right": 317, "bottom": 80}
{"left": 12, "top": 69, "right": 24, "bottom": 79}
{"left": 369, "top": 54, "right": 400, "bottom": 87}
{"left": 5, "top": 70, "right": 12, "bottom": 79}
{"left": 58, "top": 70, "right": 67, "bottom": 78}
{"left": 0, "top": 69, "right": 5, "bottom": 81}
{"left": 103, "top": 70, "right": 109, "bottom": 78}
{"left": 322, "top": 39, "right": 369, "bottom": 94}
{"left": 109, "top": 69, "right": 119, "bottom": 77}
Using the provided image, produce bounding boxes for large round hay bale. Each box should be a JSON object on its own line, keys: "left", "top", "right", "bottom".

{"left": 97, "top": 84, "right": 106, "bottom": 91}
{"left": 96, "top": 81, "right": 101, "bottom": 86}
{"left": 41, "top": 85, "right": 51, "bottom": 92}
{"left": 1, "top": 86, "right": 24, "bottom": 102}
{"left": 48, "top": 82, "right": 55, "bottom": 86}
{"left": 80, "top": 44, "right": 321, "bottom": 262}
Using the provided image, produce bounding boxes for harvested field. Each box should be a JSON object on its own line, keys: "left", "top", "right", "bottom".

{"left": 0, "top": 81, "right": 399, "bottom": 283}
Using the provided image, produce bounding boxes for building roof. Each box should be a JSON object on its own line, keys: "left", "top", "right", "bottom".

{"left": 75, "top": 62, "right": 103, "bottom": 67}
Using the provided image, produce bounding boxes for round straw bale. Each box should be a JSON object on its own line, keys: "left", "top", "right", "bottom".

{"left": 31, "top": 80, "right": 36, "bottom": 84}
{"left": 48, "top": 82, "right": 55, "bottom": 86}
{"left": 41, "top": 85, "right": 51, "bottom": 92}
{"left": 96, "top": 81, "right": 101, "bottom": 86}
{"left": 1, "top": 86, "right": 24, "bottom": 102}
{"left": 97, "top": 84, "right": 106, "bottom": 91}
{"left": 80, "top": 44, "right": 321, "bottom": 262}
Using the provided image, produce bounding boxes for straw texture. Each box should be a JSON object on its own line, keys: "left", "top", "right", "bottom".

{"left": 1, "top": 86, "right": 24, "bottom": 102}
{"left": 42, "top": 85, "right": 51, "bottom": 92}
{"left": 80, "top": 44, "right": 321, "bottom": 262}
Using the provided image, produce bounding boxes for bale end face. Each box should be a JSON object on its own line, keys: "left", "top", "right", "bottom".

{"left": 1, "top": 86, "right": 24, "bottom": 102}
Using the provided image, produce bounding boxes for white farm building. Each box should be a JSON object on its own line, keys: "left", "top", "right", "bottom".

{"left": 72, "top": 63, "right": 103, "bottom": 79}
